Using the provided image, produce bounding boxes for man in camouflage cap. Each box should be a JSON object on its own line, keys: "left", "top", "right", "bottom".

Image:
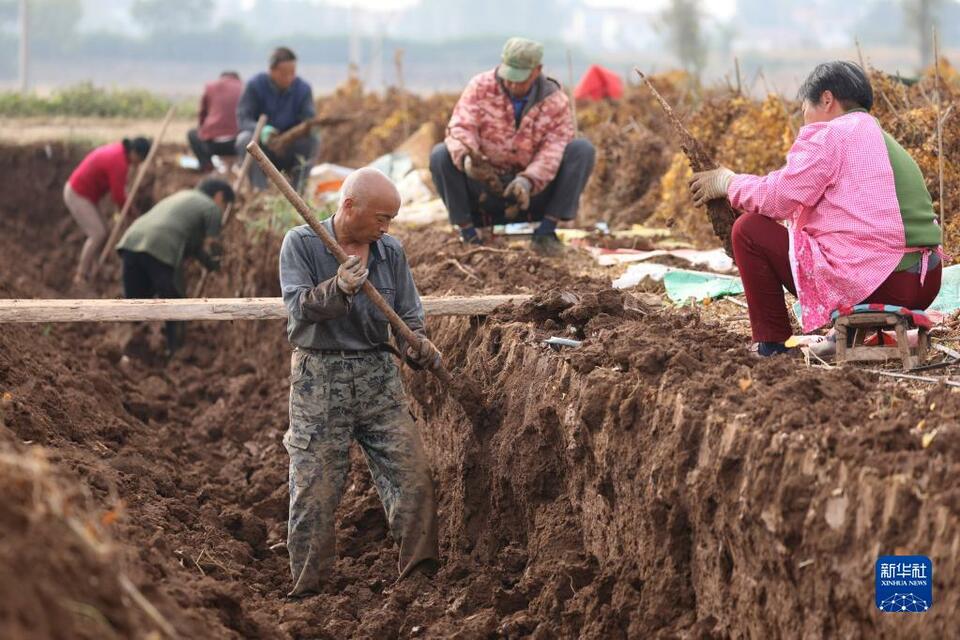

{"left": 430, "top": 36, "right": 595, "bottom": 255}
{"left": 278, "top": 167, "right": 441, "bottom": 597}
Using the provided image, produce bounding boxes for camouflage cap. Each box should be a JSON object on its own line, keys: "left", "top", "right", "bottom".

{"left": 497, "top": 37, "right": 544, "bottom": 83}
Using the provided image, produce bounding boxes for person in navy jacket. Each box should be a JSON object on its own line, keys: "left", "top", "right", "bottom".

{"left": 236, "top": 47, "right": 317, "bottom": 193}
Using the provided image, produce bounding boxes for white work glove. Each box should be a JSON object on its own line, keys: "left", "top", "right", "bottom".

{"left": 336, "top": 255, "right": 368, "bottom": 296}
{"left": 407, "top": 338, "right": 442, "bottom": 371}
{"left": 689, "top": 167, "right": 735, "bottom": 206}
{"left": 504, "top": 175, "right": 532, "bottom": 210}
{"left": 463, "top": 154, "right": 484, "bottom": 182}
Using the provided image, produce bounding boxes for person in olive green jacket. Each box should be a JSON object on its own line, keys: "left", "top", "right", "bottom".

{"left": 117, "top": 178, "right": 234, "bottom": 353}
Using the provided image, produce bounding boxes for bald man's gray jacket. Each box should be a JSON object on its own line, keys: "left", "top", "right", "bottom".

{"left": 279, "top": 218, "right": 426, "bottom": 352}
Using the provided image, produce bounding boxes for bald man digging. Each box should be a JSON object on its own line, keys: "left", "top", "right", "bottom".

{"left": 279, "top": 167, "right": 441, "bottom": 597}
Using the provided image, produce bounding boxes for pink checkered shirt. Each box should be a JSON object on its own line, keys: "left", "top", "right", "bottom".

{"left": 728, "top": 111, "right": 915, "bottom": 332}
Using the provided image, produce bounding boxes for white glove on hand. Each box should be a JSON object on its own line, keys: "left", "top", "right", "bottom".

{"left": 407, "top": 338, "right": 442, "bottom": 371}
{"left": 504, "top": 175, "right": 532, "bottom": 210}
{"left": 336, "top": 255, "right": 368, "bottom": 296}
{"left": 689, "top": 167, "right": 735, "bottom": 206}
{"left": 463, "top": 154, "right": 477, "bottom": 179}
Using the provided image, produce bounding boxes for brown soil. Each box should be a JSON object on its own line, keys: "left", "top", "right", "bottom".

{"left": 314, "top": 79, "right": 458, "bottom": 168}
{"left": 1, "top": 131, "right": 958, "bottom": 640}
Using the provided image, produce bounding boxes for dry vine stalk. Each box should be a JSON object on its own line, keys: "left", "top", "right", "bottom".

{"left": 634, "top": 68, "right": 740, "bottom": 257}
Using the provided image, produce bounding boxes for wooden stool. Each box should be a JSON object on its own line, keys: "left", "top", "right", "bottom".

{"left": 832, "top": 306, "right": 931, "bottom": 370}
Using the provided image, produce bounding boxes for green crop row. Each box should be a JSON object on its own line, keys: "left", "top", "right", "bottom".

{"left": 0, "top": 83, "right": 196, "bottom": 118}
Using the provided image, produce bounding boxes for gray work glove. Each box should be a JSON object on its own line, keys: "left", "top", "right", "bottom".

{"left": 336, "top": 255, "right": 368, "bottom": 296}
{"left": 406, "top": 338, "right": 442, "bottom": 371}
{"left": 689, "top": 167, "right": 735, "bottom": 206}
{"left": 504, "top": 175, "right": 532, "bottom": 210}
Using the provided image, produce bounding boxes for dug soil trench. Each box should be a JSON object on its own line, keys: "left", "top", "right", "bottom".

{"left": 1, "top": 143, "right": 957, "bottom": 639}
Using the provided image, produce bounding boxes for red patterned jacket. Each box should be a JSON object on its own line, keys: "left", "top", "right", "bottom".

{"left": 444, "top": 68, "right": 574, "bottom": 194}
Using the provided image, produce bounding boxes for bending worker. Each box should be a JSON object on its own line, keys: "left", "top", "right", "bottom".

{"left": 279, "top": 167, "right": 440, "bottom": 597}
{"left": 430, "top": 37, "right": 595, "bottom": 255}
{"left": 117, "top": 178, "right": 234, "bottom": 354}
{"left": 64, "top": 137, "right": 150, "bottom": 286}
{"left": 236, "top": 47, "right": 317, "bottom": 193}
{"left": 689, "top": 61, "right": 943, "bottom": 357}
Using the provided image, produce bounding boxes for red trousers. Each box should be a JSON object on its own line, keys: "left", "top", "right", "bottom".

{"left": 731, "top": 213, "right": 943, "bottom": 342}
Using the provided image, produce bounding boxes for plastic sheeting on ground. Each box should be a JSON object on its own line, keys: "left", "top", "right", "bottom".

{"left": 613, "top": 263, "right": 744, "bottom": 302}
{"left": 663, "top": 270, "right": 744, "bottom": 302}
{"left": 589, "top": 247, "right": 734, "bottom": 271}
{"left": 929, "top": 265, "right": 960, "bottom": 314}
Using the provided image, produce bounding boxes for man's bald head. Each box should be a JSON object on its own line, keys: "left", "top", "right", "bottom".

{"left": 340, "top": 167, "right": 401, "bottom": 210}
{"left": 336, "top": 167, "right": 402, "bottom": 244}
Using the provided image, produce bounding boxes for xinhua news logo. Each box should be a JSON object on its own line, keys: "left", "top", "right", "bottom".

{"left": 875, "top": 555, "right": 933, "bottom": 613}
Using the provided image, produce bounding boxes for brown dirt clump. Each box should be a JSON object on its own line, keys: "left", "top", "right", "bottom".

{"left": 402, "top": 225, "right": 608, "bottom": 296}
{"left": 314, "top": 78, "right": 458, "bottom": 167}
{"left": 0, "top": 441, "right": 162, "bottom": 640}
{"left": 574, "top": 71, "right": 691, "bottom": 230}
{"left": 578, "top": 120, "right": 670, "bottom": 229}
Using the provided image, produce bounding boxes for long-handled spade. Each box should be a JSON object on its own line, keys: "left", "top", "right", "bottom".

{"left": 245, "top": 141, "right": 486, "bottom": 419}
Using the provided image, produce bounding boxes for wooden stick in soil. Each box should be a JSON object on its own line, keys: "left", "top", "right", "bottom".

{"left": 192, "top": 113, "right": 268, "bottom": 297}
{"left": 734, "top": 57, "right": 742, "bottom": 96}
{"left": 634, "top": 67, "right": 739, "bottom": 257}
{"left": 394, "top": 48, "right": 409, "bottom": 141}
{"left": 855, "top": 37, "right": 866, "bottom": 72}
{"left": 96, "top": 105, "right": 176, "bottom": 270}
{"left": 118, "top": 574, "right": 179, "bottom": 639}
{"left": 933, "top": 27, "right": 946, "bottom": 243}
{"left": 566, "top": 49, "right": 578, "bottom": 135}
{"left": 245, "top": 141, "right": 460, "bottom": 391}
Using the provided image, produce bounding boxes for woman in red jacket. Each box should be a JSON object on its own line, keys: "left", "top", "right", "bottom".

{"left": 64, "top": 137, "right": 150, "bottom": 285}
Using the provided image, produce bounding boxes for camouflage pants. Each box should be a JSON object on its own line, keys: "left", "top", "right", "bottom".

{"left": 284, "top": 349, "right": 438, "bottom": 596}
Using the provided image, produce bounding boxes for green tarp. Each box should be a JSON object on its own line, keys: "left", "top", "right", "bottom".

{"left": 663, "top": 270, "right": 744, "bottom": 303}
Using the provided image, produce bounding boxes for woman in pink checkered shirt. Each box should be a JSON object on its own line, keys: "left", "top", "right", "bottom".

{"left": 690, "top": 61, "right": 943, "bottom": 357}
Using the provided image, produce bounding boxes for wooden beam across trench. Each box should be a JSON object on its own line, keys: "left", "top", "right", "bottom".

{"left": 0, "top": 295, "right": 530, "bottom": 323}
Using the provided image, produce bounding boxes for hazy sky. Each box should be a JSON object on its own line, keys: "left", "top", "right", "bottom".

{"left": 235, "top": 0, "right": 737, "bottom": 17}
{"left": 584, "top": 0, "right": 736, "bottom": 18}
{"left": 235, "top": 0, "right": 419, "bottom": 8}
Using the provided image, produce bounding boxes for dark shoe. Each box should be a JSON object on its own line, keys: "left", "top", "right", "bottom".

{"left": 756, "top": 341, "right": 789, "bottom": 357}
{"left": 531, "top": 232, "right": 563, "bottom": 256}
{"left": 460, "top": 225, "right": 482, "bottom": 245}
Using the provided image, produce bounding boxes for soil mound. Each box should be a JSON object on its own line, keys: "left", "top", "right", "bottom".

{"left": 0, "top": 441, "right": 166, "bottom": 640}
{"left": 409, "top": 290, "right": 959, "bottom": 637}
